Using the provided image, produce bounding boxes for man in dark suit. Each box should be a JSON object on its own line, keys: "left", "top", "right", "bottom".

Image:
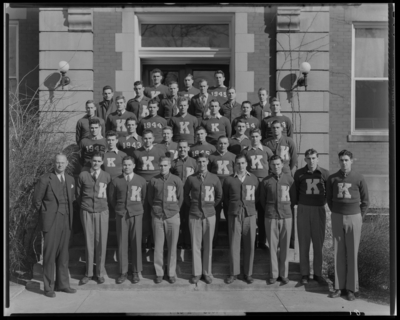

{"left": 220, "top": 87, "right": 242, "bottom": 123}
{"left": 189, "top": 79, "right": 214, "bottom": 123}
{"left": 32, "top": 153, "right": 76, "bottom": 298}
{"left": 96, "top": 85, "right": 117, "bottom": 122}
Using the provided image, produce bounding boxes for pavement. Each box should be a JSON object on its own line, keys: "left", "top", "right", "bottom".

{"left": 5, "top": 279, "right": 391, "bottom": 315}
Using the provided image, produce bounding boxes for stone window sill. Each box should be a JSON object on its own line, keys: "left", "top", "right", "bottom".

{"left": 347, "top": 134, "right": 389, "bottom": 142}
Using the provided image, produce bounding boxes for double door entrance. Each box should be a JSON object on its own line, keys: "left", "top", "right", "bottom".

{"left": 142, "top": 64, "right": 230, "bottom": 90}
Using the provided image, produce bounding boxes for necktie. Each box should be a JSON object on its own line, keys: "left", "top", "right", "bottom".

{"left": 200, "top": 174, "right": 204, "bottom": 182}
{"left": 60, "top": 175, "right": 65, "bottom": 184}
{"left": 201, "top": 95, "right": 206, "bottom": 106}
{"left": 126, "top": 175, "right": 130, "bottom": 182}
{"left": 92, "top": 171, "right": 97, "bottom": 181}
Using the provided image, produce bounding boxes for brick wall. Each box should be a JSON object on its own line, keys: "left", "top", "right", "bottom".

{"left": 329, "top": 6, "right": 389, "bottom": 175}
{"left": 18, "top": 8, "right": 39, "bottom": 103}
{"left": 93, "top": 11, "right": 123, "bottom": 103}
{"left": 247, "top": 7, "right": 276, "bottom": 103}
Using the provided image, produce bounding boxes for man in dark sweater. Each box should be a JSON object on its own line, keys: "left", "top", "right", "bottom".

{"left": 223, "top": 154, "right": 259, "bottom": 285}
{"left": 251, "top": 88, "right": 271, "bottom": 123}
{"left": 137, "top": 99, "right": 167, "bottom": 144}
{"left": 147, "top": 156, "right": 183, "bottom": 284}
{"left": 220, "top": 87, "right": 242, "bottom": 124}
{"left": 327, "top": 150, "right": 369, "bottom": 301}
{"left": 77, "top": 152, "right": 111, "bottom": 285}
{"left": 144, "top": 68, "right": 169, "bottom": 101}
{"left": 96, "top": 85, "right": 117, "bottom": 122}
{"left": 189, "top": 126, "right": 216, "bottom": 159}
{"left": 103, "top": 131, "right": 127, "bottom": 181}
{"left": 231, "top": 101, "right": 260, "bottom": 138}
{"left": 108, "top": 156, "right": 147, "bottom": 285}
{"left": 292, "top": 148, "right": 330, "bottom": 285}
{"left": 79, "top": 118, "right": 107, "bottom": 169}
{"left": 261, "top": 97, "right": 293, "bottom": 140}
{"left": 159, "top": 81, "right": 180, "bottom": 121}
{"left": 228, "top": 119, "right": 251, "bottom": 155}
{"left": 183, "top": 155, "right": 223, "bottom": 284}
{"left": 201, "top": 100, "right": 232, "bottom": 146}
{"left": 76, "top": 100, "right": 105, "bottom": 144}
{"left": 168, "top": 97, "right": 198, "bottom": 146}
{"left": 126, "top": 81, "right": 151, "bottom": 122}
{"left": 105, "top": 96, "right": 137, "bottom": 138}
{"left": 117, "top": 117, "right": 143, "bottom": 157}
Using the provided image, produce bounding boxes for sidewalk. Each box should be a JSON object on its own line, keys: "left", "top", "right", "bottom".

{"left": 6, "top": 281, "right": 390, "bottom": 315}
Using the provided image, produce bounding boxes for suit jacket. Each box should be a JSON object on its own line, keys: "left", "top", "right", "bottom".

{"left": 189, "top": 93, "right": 214, "bottom": 122}
{"left": 32, "top": 172, "right": 75, "bottom": 232}
{"left": 96, "top": 99, "right": 117, "bottom": 122}
{"left": 220, "top": 101, "right": 242, "bottom": 123}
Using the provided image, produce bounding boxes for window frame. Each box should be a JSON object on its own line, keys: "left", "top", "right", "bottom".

{"left": 8, "top": 20, "right": 19, "bottom": 97}
{"left": 350, "top": 21, "right": 389, "bottom": 137}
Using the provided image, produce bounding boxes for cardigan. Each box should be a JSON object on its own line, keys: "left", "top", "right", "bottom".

{"left": 168, "top": 113, "right": 198, "bottom": 145}
{"left": 77, "top": 170, "right": 111, "bottom": 213}
{"left": 170, "top": 156, "right": 198, "bottom": 184}
{"left": 132, "top": 145, "right": 166, "bottom": 182}
{"left": 147, "top": 173, "right": 184, "bottom": 218}
{"left": 263, "top": 135, "right": 298, "bottom": 174}
{"left": 183, "top": 171, "right": 223, "bottom": 218}
{"left": 242, "top": 145, "right": 274, "bottom": 179}
{"left": 208, "top": 150, "right": 236, "bottom": 185}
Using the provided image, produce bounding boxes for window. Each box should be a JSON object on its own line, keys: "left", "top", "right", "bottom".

{"left": 9, "top": 21, "right": 18, "bottom": 96}
{"left": 352, "top": 23, "right": 388, "bottom": 136}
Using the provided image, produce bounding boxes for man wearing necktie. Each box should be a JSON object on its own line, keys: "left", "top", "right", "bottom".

{"left": 77, "top": 152, "right": 111, "bottom": 285}
{"left": 251, "top": 88, "right": 271, "bottom": 123}
{"left": 189, "top": 79, "right": 212, "bottom": 123}
{"left": 108, "top": 156, "right": 147, "bottom": 285}
{"left": 96, "top": 85, "right": 117, "bottom": 122}
{"left": 32, "top": 153, "right": 76, "bottom": 297}
{"left": 183, "top": 154, "right": 223, "bottom": 284}
{"left": 126, "top": 81, "right": 151, "bottom": 121}
{"left": 160, "top": 81, "right": 180, "bottom": 121}
{"left": 220, "top": 87, "right": 242, "bottom": 123}
{"left": 105, "top": 96, "right": 137, "bottom": 138}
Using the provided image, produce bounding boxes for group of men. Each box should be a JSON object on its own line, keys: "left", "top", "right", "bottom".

{"left": 33, "top": 69, "right": 369, "bottom": 302}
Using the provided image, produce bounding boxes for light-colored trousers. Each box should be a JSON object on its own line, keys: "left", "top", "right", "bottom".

{"left": 80, "top": 209, "right": 109, "bottom": 277}
{"left": 152, "top": 213, "right": 180, "bottom": 277}
{"left": 297, "top": 204, "right": 326, "bottom": 277}
{"left": 189, "top": 215, "right": 216, "bottom": 277}
{"left": 265, "top": 217, "right": 292, "bottom": 279}
{"left": 116, "top": 213, "right": 143, "bottom": 274}
{"left": 228, "top": 211, "right": 256, "bottom": 276}
{"left": 331, "top": 212, "right": 362, "bottom": 292}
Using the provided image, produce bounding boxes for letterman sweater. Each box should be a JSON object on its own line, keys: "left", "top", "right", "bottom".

{"left": 178, "top": 87, "right": 200, "bottom": 100}
{"left": 259, "top": 173, "right": 294, "bottom": 219}
{"left": 228, "top": 135, "right": 252, "bottom": 155}
{"left": 208, "top": 86, "right": 228, "bottom": 105}
{"left": 208, "top": 150, "right": 236, "bottom": 185}
{"left": 117, "top": 134, "right": 143, "bottom": 157}
{"left": 126, "top": 96, "right": 151, "bottom": 121}
{"left": 261, "top": 115, "right": 293, "bottom": 139}
{"left": 231, "top": 115, "right": 260, "bottom": 138}
{"left": 201, "top": 115, "right": 232, "bottom": 145}
{"left": 170, "top": 156, "right": 198, "bottom": 183}
{"left": 147, "top": 173, "right": 184, "bottom": 218}
{"left": 183, "top": 171, "right": 223, "bottom": 218}
{"left": 77, "top": 170, "right": 111, "bottom": 213}
{"left": 137, "top": 115, "right": 167, "bottom": 144}
{"left": 144, "top": 84, "right": 169, "bottom": 101}
{"left": 105, "top": 111, "right": 137, "bottom": 138}
{"left": 251, "top": 102, "right": 271, "bottom": 123}
{"left": 75, "top": 115, "right": 105, "bottom": 144}
{"left": 293, "top": 165, "right": 330, "bottom": 207}
{"left": 79, "top": 137, "right": 107, "bottom": 167}
{"left": 189, "top": 141, "right": 216, "bottom": 159}
{"left": 223, "top": 172, "right": 259, "bottom": 216}
{"left": 158, "top": 140, "right": 178, "bottom": 160}
{"left": 242, "top": 145, "right": 274, "bottom": 179}
{"left": 263, "top": 135, "right": 298, "bottom": 174}
{"left": 326, "top": 170, "right": 369, "bottom": 216}
{"left": 168, "top": 113, "right": 198, "bottom": 145}
{"left": 102, "top": 150, "right": 127, "bottom": 180}
{"left": 132, "top": 145, "right": 166, "bottom": 182}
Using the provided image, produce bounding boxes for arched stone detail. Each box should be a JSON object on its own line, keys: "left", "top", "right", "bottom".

{"left": 277, "top": 6, "right": 301, "bottom": 32}
{"left": 68, "top": 8, "right": 93, "bottom": 32}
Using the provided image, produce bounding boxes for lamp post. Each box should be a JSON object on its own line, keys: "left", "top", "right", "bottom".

{"left": 58, "top": 61, "right": 70, "bottom": 90}
{"left": 297, "top": 62, "right": 311, "bottom": 91}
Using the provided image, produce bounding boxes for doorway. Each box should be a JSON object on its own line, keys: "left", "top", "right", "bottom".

{"left": 142, "top": 64, "right": 230, "bottom": 89}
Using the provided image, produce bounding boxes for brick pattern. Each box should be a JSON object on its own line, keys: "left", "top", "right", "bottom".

{"left": 247, "top": 10, "right": 274, "bottom": 102}
{"left": 329, "top": 6, "right": 389, "bottom": 175}
{"left": 18, "top": 8, "right": 39, "bottom": 103}
{"left": 93, "top": 12, "right": 123, "bottom": 103}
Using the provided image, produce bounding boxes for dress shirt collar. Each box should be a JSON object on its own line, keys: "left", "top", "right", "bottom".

{"left": 161, "top": 173, "right": 170, "bottom": 181}
{"left": 126, "top": 133, "right": 139, "bottom": 140}
{"left": 216, "top": 150, "right": 228, "bottom": 156}
{"left": 124, "top": 172, "right": 134, "bottom": 181}
{"left": 250, "top": 144, "right": 264, "bottom": 151}
{"left": 134, "top": 95, "right": 143, "bottom": 102}
{"left": 272, "top": 172, "right": 282, "bottom": 180}
{"left": 90, "top": 168, "right": 100, "bottom": 178}
{"left": 145, "top": 144, "right": 154, "bottom": 151}
{"left": 233, "top": 171, "right": 251, "bottom": 178}
{"left": 118, "top": 109, "right": 126, "bottom": 116}
{"left": 198, "top": 171, "right": 208, "bottom": 179}
{"left": 210, "top": 113, "right": 222, "bottom": 119}
{"left": 233, "top": 134, "right": 248, "bottom": 142}
{"left": 179, "top": 155, "right": 188, "bottom": 162}
{"left": 108, "top": 148, "right": 119, "bottom": 154}
{"left": 55, "top": 172, "right": 65, "bottom": 182}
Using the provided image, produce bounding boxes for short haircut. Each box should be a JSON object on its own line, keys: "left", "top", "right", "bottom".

{"left": 271, "top": 120, "right": 282, "bottom": 127}
{"left": 214, "top": 70, "right": 225, "bottom": 77}
{"left": 89, "top": 118, "right": 101, "bottom": 126}
{"left": 197, "top": 153, "right": 209, "bottom": 161}
{"left": 185, "top": 74, "right": 194, "bottom": 79}
{"left": 195, "top": 126, "right": 207, "bottom": 133}
{"left": 338, "top": 149, "right": 353, "bottom": 159}
{"left": 226, "top": 86, "right": 235, "bottom": 92}
{"left": 209, "top": 99, "right": 220, "bottom": 107}
{"left": 235, "top": 154, "right": 247, "bottom": 163}
{"left": 103, "top": 85, "right": 113, "bottom": 92}
{"left": 159, "top": 156, "right": 172, "bottom": 164}
{"left": 125, "top": 117, "right": 137, "bottom": 125}
{"left": 122, "top": 155, "right": 135, "bottom": 164}
{"left": 134, "top": 80, "right": 143, "bottom": 87}
{"left": 85, "top": 100, "right": 95, "bottom": 107}
{"left": 115, "top": 95, "right": 125, "bottom": 102}
{"left": 142, "top": 129, "right": 154, "bottom": 137}
{"left": 217, "top": 135, "right": 229, "bottom": 142}
{"left": 199, "top": 79, "right": 208, "bottom": 85}
{"left": 178, "top": 139, "right": 189, "bottom": 146}
{"left": 241, "top": 101, "right": 252, "bottom": 107}
{"left": 305, "top": 148, "right": 319, "bottom": 158}
{"left": 162, "top": 126, "right": 173, "bottom": 132}
{"left": 269, "top": 155, "right": 283, "bottom": 163}
{"left": 258, "top": 87, "right": 269, "bottom": 95}
{"left": 271, "top": 97, "right": 280, "bottom": 104}
{"left": 250, "top": 128, "right": 261, "bottom": 136}
{"left": 148, "top": 99, "right": 159, "bottom": 107}
{"left": 106, "top": 130, "right": 118, "bottom": 139}
{"left": 151, "top": 68, "right": 162, "bottom": 76}
{"left": 54, "top": 152, "right": 68, "bottom": 162}
{"left": 178, "top": 96, "right": 190, "bottom": 105}
{"left": 91, "top": 151, "right": 104, "bottom": 160}
{"left": 168, "top": 81, "right": 178, "bottom": 86}
{"left": 236, "top": 119, "right": 247, "bottom": 126}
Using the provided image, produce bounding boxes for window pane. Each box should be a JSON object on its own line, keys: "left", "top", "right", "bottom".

{"left": 142, "top": 24, "right": 229, "bottom": 47}
{"left": 355, "top": 80, "right": 388, "bottom": 130}
{"left": 9, "top": 25, "right": 17, "bottom": 77}
{"left": 355, "top": 28, "right": 388, "bottom": 78}
{"left": 192, "top": 71, "right": 216, "bottom": 89}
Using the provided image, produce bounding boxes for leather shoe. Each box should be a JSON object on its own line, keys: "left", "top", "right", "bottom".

{"left": 244, "top": 275, "right": 254, "bottom": 284}
{"left": 203, "top": 275, "right": 212, "bottom": 284}
{"left": 281, "top": 277, "right": 289, "bottom": 284}
{"left": 268, "top": 278, "right": 277, "bottom": 284}
{"left": 56, "top": 287, "right": 76, "bottom": 294}
{"left": 132, "top": 273, "right": 140, "bottom": 284}
{"left": 168, "top": 276, "right": 176, "bottom": 284}
{"left": 44, "top": 291, "right": 56, "bottom": 298}
{"left": 301, "top": 275, "right": 309, "bottom": 285}
{"left": 80, "top": 276, "right": 92, "bottom": 285}
{"left": 97, "top": 276, "right": 105, "bottom": 284}
{"left": 329, "top": 289, "right": 342, "bottom": 298}
{"left": 347, "top": 290, "right": 356, "bottom": 301}
{"left": 116, "top": 273, "right": 127, "bottom": 284}
{"left": 154, "top": 276, "right": 163, "bottom": 284}
{"left": 225, "top": 275, "right": 237, "bottom": 284}
{"left": 313, "top": 275, "right": 326, "bottom": 285}
{"left": 191, "top": 275, "right": 201, "bottom": 284}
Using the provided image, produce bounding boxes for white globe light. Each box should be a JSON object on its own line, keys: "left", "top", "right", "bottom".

{"left": 59, "top": 61, "right": 70, "bottom": 73}
{"left": 300, "top": 62, "right": 311, "bottom": 74}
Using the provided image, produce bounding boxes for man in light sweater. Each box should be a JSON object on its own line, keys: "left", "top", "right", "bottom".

{"left": 327, "top": 150, "right": 369, "bottom": 301}
{"left": 77, "top": 152, "right": 111, "bottom": 285}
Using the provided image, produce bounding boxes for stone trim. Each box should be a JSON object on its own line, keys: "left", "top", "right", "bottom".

{"left": 68, "top": 8, "right": 93, "bottom": 32}
{"left": 277, "top": 6, "right": 301, "bottom": 32}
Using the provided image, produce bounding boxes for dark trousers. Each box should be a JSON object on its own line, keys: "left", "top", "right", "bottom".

{"left": 43, "top": 211, "right": 71, "bottom": 293}
{"left": 142, "top": 181, "right": 154, "bottom": 245}
{"left": 256, "top": 202, "right": 266, "bottom": 245}
{"left": 178, "top": 202, "right": 191, "bottom": 246}
{"left": 213, "top": 201, "right": 229, "bottom": 247}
